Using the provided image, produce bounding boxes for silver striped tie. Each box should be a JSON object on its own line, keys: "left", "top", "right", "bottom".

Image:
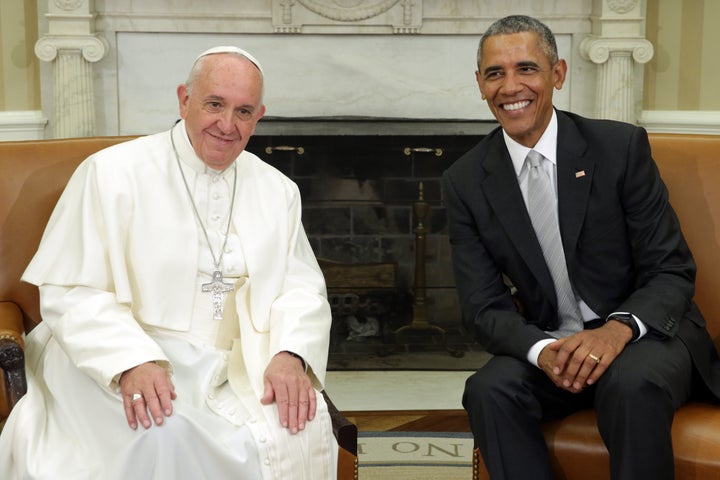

{"left": 526, "top": 150, "right": 582, "bottom": 337}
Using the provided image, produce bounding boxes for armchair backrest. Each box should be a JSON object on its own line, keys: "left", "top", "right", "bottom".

{"left": 650, "top": 133, "right": 720, "bottom": 348}
{"left": 0, "top": 136, "right": 135, "bottom": 333}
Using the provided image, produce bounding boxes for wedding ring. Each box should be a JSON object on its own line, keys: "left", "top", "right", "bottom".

{"left": 587, "top": 353, "right": 601, "bottom": 364}
{"left": 131, "top": 393, "right": 143, "bottom": 402}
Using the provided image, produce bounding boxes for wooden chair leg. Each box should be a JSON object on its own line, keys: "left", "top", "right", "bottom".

{"left": 322, "top": 390, "right": 358, "bottom": 480}
{"left": 0, "top": 349, "right": 26, "bottom": 410}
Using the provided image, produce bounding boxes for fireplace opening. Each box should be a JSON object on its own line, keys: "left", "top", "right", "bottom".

{"left": 246, "top": 127, "right": 493, "bottom": 366}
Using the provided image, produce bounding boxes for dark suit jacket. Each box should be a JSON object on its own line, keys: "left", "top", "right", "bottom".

{"left": 443, "top": 109, "right": 720, "bottom": 397}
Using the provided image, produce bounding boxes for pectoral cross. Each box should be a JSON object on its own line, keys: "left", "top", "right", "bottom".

{"left": 202, "top": 270, "right": 235, "bottom": 320}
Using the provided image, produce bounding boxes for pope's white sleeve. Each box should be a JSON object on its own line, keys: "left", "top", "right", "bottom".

{"left": 38, "top": 284, "right": 170, "bottom": 393}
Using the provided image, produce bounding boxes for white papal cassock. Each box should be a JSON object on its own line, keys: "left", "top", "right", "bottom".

{"left": 0, "top": 122, "right": 338, "bottom": 479}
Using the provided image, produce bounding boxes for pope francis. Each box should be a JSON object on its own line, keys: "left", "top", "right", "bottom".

{"left": 0, "top": 46, "right": 338, "bottom": 479}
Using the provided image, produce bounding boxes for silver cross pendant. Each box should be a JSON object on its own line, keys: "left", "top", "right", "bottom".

{"left": 201, "top": 270, "right": 235, "bottom": 320}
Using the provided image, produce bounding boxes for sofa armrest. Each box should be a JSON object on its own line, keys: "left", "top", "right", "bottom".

{"left": 0, "top": 302, "right": 24, "bottom": 347}
{"left": 0, "top": 302, "right": 27, "bottom": 412}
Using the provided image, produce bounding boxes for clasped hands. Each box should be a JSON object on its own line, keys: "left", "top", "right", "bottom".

{"left": 119, "top": 351, "right": 313, "bottom": 434}
{"left": 538, "top": 320, "right": 634, "bottom": 393}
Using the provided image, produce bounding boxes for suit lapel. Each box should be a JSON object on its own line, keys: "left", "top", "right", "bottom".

{"left": 556, "top": 112, "right": 594, "bottom": 267}
{"left": 482, "top": 136, "right": 557, "bottom": 300}
{"left": 482, "top": 113, "right": 596, "bottom": 305}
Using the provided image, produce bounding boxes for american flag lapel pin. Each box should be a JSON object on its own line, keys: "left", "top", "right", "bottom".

{"left": 575, "top": 170, "right": 586, "bottom": 178}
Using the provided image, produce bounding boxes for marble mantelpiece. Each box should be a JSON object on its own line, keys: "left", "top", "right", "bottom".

{"left": 115, "top": 32, "right": 572, "bottom": 136}
{"left": 34, "top": 0, "right": 613, "bottom": 138}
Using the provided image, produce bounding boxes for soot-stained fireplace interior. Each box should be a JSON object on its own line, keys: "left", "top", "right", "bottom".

{"left": 246, "top": 120, "right": 493, "bottom": 353}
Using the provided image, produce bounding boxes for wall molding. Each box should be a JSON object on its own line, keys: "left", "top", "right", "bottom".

{"left": 639, "top": 110, "right": 720, "bottom": 135}
{"left": 0, "top": 111, "right": 48, "bottom": 141}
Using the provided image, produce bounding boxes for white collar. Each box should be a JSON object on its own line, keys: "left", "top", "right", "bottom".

{"left": 503, "top": 109, "right": 558, "bottom": 177}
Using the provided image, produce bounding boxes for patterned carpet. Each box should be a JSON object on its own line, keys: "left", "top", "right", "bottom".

{"left": 358, "top": 432, "right": 473, "bottom": 480}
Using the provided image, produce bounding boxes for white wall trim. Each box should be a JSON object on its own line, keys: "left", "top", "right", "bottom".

{"left": 638, "top": 110, "right": 720, "bottom": 135}
{"left": 0, "top": 111, "right": 48, "bottom": 140}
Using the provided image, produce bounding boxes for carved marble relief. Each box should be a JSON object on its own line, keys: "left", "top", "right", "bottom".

{"left": 53, "top": 0, "right": 84, "bottom": 11}
{"left": 607, "top": 0, "right": 638, "bottom": 15}
{"left": 272, "top": 0, "right": 421, "bottom": 33}
{"left": 298, "top": 0, "right": 400, "bottom": 21}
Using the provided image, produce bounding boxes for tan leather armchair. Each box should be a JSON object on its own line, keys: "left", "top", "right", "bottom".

{"left": 0, "top": 136, "right": 358, "bottom": 480}
{"left": 472, "top": 133, "right": 720, "bottom": 479}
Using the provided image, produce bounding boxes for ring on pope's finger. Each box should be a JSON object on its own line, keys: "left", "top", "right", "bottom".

{"left": 587, "top": 353, "right": 601, "bottom": 364}
{"left": 131, "top": 393, "right": 143, "bottom": 402}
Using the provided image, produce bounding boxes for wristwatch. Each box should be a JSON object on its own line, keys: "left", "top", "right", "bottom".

{"left": 607, "top": 313, "right": 640, "bottom": 341}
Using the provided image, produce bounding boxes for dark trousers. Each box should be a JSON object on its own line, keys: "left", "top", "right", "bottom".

{"left": 463, "top": 335, "right": 693, "bottom": 480}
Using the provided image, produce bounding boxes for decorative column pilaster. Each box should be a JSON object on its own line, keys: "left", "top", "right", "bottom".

{"left": 580, "top": 0, "right": 653, "bottom": 123}
{"left": 34, "top": 1, "right": 107, "bottom": 138}
{"left": 580, "top": 37, "right": 653, "bottom": 123}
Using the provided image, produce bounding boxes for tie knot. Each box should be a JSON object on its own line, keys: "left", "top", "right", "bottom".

{"left": 526, "top": 150, "right": 543, "bottom": 169}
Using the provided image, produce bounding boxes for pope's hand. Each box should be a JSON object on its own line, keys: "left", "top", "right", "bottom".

{"left": 119, "top": 361, "right": 176, "bottom": 429}
{"left": 261, "top": 352, "right": 316, "bottom": 435}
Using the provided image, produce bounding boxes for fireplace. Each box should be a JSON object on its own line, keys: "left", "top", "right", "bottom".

{"left": 246, "top": 120, "right": 494, "bottom": 348}
{"left": 30, "top": 0, "right": 654, "bottom": 363}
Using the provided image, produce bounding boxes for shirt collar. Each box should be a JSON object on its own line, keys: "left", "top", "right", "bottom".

{"left": 503, "top": 109, "right": 558, "bottom": 177}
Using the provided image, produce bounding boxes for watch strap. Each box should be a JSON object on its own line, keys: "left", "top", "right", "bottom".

{"left": 608, "top": 313, "right": 640, "bottom": 341}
